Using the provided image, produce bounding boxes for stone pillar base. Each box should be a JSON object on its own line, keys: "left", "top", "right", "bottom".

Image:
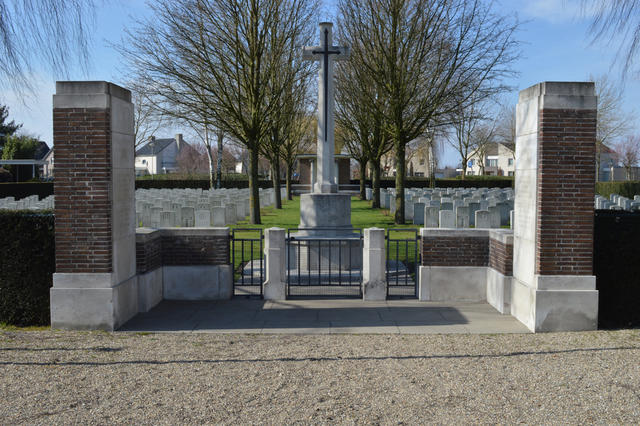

{"left": 362, "top": 228, "right": 386, "bottom": 301}
{"left": 418, "top": 266, "right": 487, "bottom": 302}
{"left": 511, "top": 276, "right": 598, "bottom": 332}
{"left": 50, "top": 273, "right": 138, "bottom": 331}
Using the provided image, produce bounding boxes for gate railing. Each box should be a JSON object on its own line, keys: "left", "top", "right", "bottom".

{"left": 231, "top": 228, "right": 264, "bottom": 297}
{"left": 286, "top": 228, "right": 363, "bottom": 298}
{"left": 386, "top": 228, "right": 420, "bottom": 298}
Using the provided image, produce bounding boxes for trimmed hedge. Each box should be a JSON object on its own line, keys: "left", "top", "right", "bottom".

{"left": 594, "top": 210, "right": 640, "bottom": 329}
{"left": 595, "top": 181, "right": 640, "bottom": 199}
{"left": 0, "top": 182, "right": 53, "bottom": 200}
{"left": 135, "top": 179, "right": 293, "bottom": 190}
{"left": 351, "top": 176, "right": 514, "bottom": 189}
{"left": 0, "top": 211, "right": 55, "bottom": 326}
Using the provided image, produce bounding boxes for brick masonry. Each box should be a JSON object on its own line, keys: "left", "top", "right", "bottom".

{"left": 536, "top": 108, "right": 596, "bottom": 275}
{"left": 53, "top": 108, "right": 112, "bottom": 273}
{"left": 489, "top": 238, "right": 513, "bottom": 276}
{"left": 422, "top": 236, "right": 489, "bottom": 267}
{"left": 136, "top": 231, "right": 230, "bottom": 273}
{"left": 421, "top": 234, "right": 513, "bottom": 276}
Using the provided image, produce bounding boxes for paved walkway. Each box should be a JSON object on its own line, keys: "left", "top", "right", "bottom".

{"left": 120, "top": 299, "right": 531, "bottom": 334}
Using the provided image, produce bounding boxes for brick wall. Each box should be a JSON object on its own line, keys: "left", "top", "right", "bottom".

{"left": 422, "top": 236, "right": 489, "bottom": 267}
{"left": 136, "top": 234, "right": 162, "bottom": 274}
{"left": 536, "top": 108, "right": 596, "bottom": 275}
{"left": 53, "top": 108, "right": 112, "bottom": 273}
{"left": 489, "top": 238, "right": 513, "bottom": 276}
{"left": 162, "top": 234, "right": 229, "bottom": 266}
{"left": 136, "top": 230, "right": 230, "bottom": 273}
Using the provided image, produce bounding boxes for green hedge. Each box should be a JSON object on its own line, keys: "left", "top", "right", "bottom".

{"left": 596, "top": 181, "right": 640, "bottom": 199}
{"left": 352, "top": 176, "right": 514, "bottom": 189}
{"left": 0, "top": 211, "right": 54, "bottom": 326}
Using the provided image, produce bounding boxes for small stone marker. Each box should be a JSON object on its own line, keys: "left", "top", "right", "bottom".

{"left": 475, "top": 210, "right": 491, "bottom": 228}
{"left": 425, "top": 206, "right": 439, "bottom": 227}
{"left": 195, "top": 210, "right": 211, "bottom": 227}
{"left": 439, "top": 210, "right": 454, "bottom": 228}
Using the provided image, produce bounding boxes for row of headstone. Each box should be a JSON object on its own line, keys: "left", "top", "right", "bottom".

{"left": 0, "top": 195, "right": 54, "bottom": 211}
{"left": 0, "top": 187, "right": 287, "bottom": 229}
{"left": 135, "top": 187, "right": 285, "bottom": 227}
{"left": 595, "top": 194, "right": 640, "bottom": 211}
{"left": 373, "top": 187, "right": 514, "bottom": 228}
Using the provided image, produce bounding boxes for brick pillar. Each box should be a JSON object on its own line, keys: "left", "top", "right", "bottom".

{"left": 512, "top": 82, "right": 598, "bottom": 332}
{"left": 50, "top": 81, "right": 137, "bottom": 330}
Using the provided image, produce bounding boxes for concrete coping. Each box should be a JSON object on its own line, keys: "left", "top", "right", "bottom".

{"left": 420, "top": 228, "right": 513, "bottom": 244}
{"left": 55, "top": 81, "right": 131, "bottom": 102}
{"left": 518, "top": 81, "right": 596, "bottom": 110}
{"left": 136, "top": 227, "right": 230, "bottom": 242}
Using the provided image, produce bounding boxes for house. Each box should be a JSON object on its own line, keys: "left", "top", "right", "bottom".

{"left": 380, "top": 137, "right": 437, "bottom": 177}
{"left": 295, "top": 153, "right": 352, "bottom": 193}
{"left": 135, "top": 134, "right": 190, "bottom": 175}
{"left": 41, "top": 146, "right": 54, "bottom": 178}
{"left": 465, "top": 142, "right": 515, "bottom": 176}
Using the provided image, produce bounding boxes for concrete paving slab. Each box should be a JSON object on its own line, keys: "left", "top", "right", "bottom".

{"left": 120, "top": 299, "right": 532, "bottom": 334}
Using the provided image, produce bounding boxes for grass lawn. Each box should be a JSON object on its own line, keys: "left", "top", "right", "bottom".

{"left": 229, "top": 196, "right": 421, "bottom": 277}
{"left": 232, "top": 195, "right": 420, "bottom": 231}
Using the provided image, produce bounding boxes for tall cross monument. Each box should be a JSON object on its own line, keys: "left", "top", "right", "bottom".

{"left": 303, "top": 22, "right": 349, "bottom": 193}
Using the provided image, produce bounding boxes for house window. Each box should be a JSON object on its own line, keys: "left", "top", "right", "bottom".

{"left": 419, "top": 158, "right": 425, "bottom": 165}
{"left": 508, "top": 171, "right": 514, "bottom": 177}
{"left": 487, "top": 159, "right": 498, "bottom": 167}
{"left": 142, "top": 159, "right": 147, "bottom": 165}
{"left": 466, "top": 170, "right": 474, "bottom": 176}
{"left": 508, "top": 158, "right": 514, "bottom": 166}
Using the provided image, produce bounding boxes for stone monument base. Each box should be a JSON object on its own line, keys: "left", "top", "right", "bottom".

{"left": 299, "top": 193, "right": 352, "bottom": 235}
{"left": 293, "top": 192, "right": 361, "bottom": 271}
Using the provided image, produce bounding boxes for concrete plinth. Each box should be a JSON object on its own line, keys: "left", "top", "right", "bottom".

{"left": 299, "top": 193, "right": 352, "bottom": 235}
{"left": 362, "top": 228, "right": 386, "bottom": 300}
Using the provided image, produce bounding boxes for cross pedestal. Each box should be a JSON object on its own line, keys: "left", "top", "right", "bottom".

{"left": 296, "top": 22, "right": 355, "bottom": 261}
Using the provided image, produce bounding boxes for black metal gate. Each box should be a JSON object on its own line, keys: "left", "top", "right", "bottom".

{"left": 231, "top": 228, "right": 264, "bottom": 297}
{"left": 386, "top": 228, "right": 420, "bottom": 298}
{"left": 286, "top": 228, "right": 363, "bottom": 298}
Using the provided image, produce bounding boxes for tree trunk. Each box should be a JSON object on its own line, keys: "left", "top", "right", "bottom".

{"left": 271, "top": 161, "right": 282, "bottom": 209}
{"left": 359, "top": 159, "right": 366, "bottom": 200}
{"left": 204, "top": 125, "right": 214, "bottom": 189}
{"left": 248, "top": 146, "right": 261, "bottom": 224}
{"left": 206, "top": 145, "right": 215, "bottom": 190}
{"left": 286, "top": 164, "right": 293, "bottom": 201}
{"left": 428, "top": 143, "right": 436, "bottom": 189}
{"left": 461, "top": 161, "right": 467, "bottom": 180}
{"left": 372, "top": 159, "right": 381, "bottom": 208}
{"left": 394, "top": 141, "right": 405, "bottom": 224}
{"left": 216, "top": 130, "right": 224, "bottom": 189}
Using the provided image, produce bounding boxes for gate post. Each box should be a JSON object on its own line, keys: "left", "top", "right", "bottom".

{"left": 50, "top": 81, "right": 137, "bottom": 330}
{"left": 263, "top": 227, "right": 286, "bottom": 300}
{"left": 362, "top": 228, "right": 386, "bottom": 300}
{"left": 512, "top": 82, "right": 598, "bottom": 332}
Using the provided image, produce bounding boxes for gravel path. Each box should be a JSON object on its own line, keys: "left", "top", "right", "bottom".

{"left": 1, "top": 330, "right": 639, "bottom": 424}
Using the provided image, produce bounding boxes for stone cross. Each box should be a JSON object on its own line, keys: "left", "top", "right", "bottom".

{"left": 303, "top": 22, "right": 349, "bottom": 193}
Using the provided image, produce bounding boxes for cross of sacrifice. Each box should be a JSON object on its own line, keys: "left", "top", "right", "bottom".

{"left": 302, "top": 22, "right": 349, "bottom": 194}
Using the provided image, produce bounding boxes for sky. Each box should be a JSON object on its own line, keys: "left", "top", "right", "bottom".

{"left": 2, "top": 0, "right": 639, "bottom": 168}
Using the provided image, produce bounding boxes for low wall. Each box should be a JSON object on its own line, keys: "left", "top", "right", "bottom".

{"left": 419, "top": 228, "right": 513, "bottom": 314}
{"left": 136, "top": 227, "right": 232, "bottom": 310}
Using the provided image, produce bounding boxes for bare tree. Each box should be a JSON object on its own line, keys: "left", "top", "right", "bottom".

{"left": 0, "top": 0, "right": 96, "bottom": 94}
{"left": 338, "top": 0, "right": 519, "bottom": 223}
{"left": 128, "top": 83, "right": 166, "bottom": 148}
{"left": 589, "top": 74, "right": 634, "bottom": 180}
{"left": 583, "top": 0, "right": 640, "bottom": 77}
{"left": 281, "top": 113, "right": 314, "bottom": 200}
{"left": 335, "top": 43, "right": 393, "bottom": 207}
{"left": 615, "top": 135, "right": 640, "bottom": 180}
{"left": 120, "top": 0, "right": 317, "bottom": 223}
{"left": 448, "top": 97, "right": 495, "bottom": 178}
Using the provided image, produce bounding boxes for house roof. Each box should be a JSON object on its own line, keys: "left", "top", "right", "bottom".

{"left": 135, "top": 138, "right": 175, "bottom": 156}
{"left": 600, "top": 144, "right": 615, "bottom": 154}
{"left": 34, "top": 141, "right": 50, "bottom": 160}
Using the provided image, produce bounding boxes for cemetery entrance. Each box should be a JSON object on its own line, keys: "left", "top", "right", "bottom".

{"left": 286, "top": 228, "right": 363, "bottom": 298}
